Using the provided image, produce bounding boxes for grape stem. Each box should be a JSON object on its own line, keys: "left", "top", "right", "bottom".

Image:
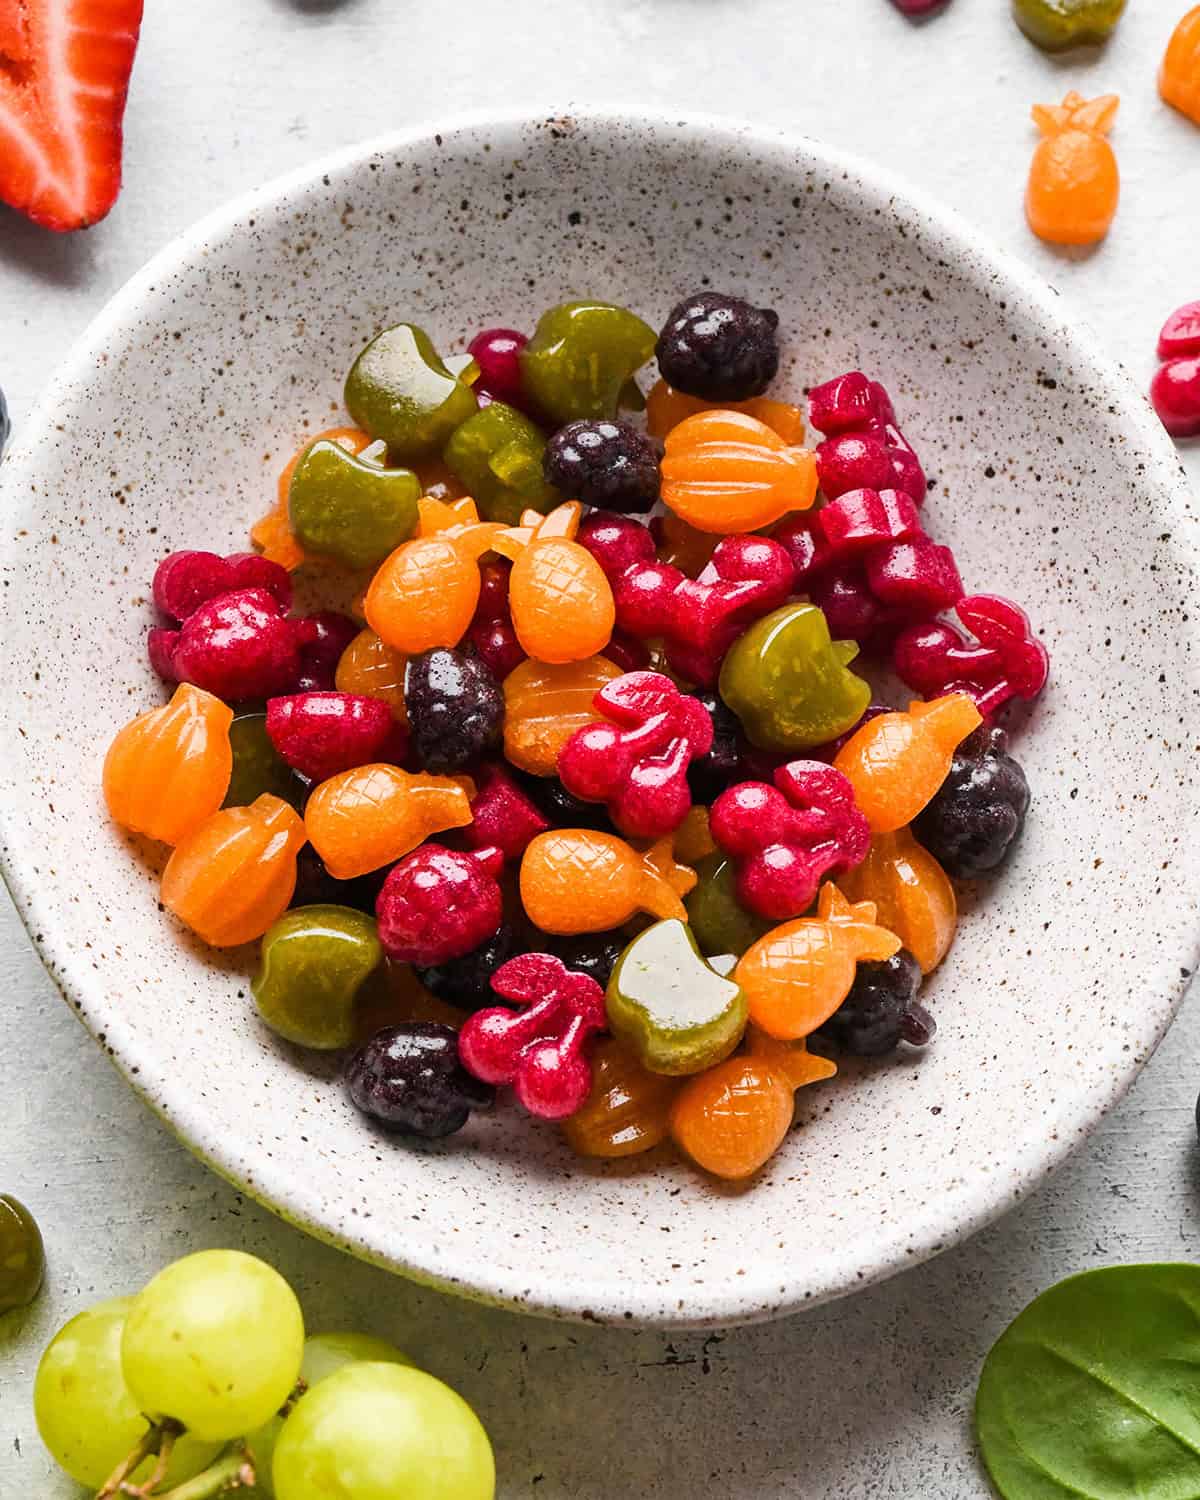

{"left": 132, "top": 1446, "right": 256, "bottom": 1500}
{"left": 96, "top": 1421, "right": 179, "bottom": 1499}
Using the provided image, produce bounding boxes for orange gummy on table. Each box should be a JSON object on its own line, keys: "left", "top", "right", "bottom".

{"left": 646, "top": 380, "right": 806, "bottom": 445}
{"left": 103, "top": 684, "right": 233, "bottom": 846}
{"left": 660, "top": 409, "right": 818, "bottom": 535}
{"left": 161, "top": 793, "right": 307, "bottom": 948}
{"left": 840, "top": 826, "right": 957, "bottom": 975}
{"left": 305, "top": 764, "right": 474, "bottom": 880}
{"left": 335, "top": 628, "right": 409, "bottom": 723}
{"left": 735, "top": 883, "right": 902, "bottom": 1041}
{"left": 1161, "top": 7, "right": 1200, "bottom": 125}
{"left": 519, "top": 830, "right": 695, "bottom": 935}
{"left": 561, "top": 1037, "right": 682, "bottom": 1159}
{"left": 669, "top": 1057, "right": 795, "bottom": 1180}
{"left": 833, "top": 694, "right": 982, "bottom": 834}
{"left": 1025, "top": 91, "right": 1120, "bottom": 247}
{"left": 501, "top": 654, "right": 622, "bottom": 776}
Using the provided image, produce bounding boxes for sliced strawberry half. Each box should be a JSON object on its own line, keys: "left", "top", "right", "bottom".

{"left": 0, "top": 0, "right": 144, "bottom": 232}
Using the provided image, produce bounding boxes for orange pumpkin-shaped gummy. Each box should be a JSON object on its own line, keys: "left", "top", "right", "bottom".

{"left": 305, "top": 764, "right": 474, "bottom": 880}
{"left": 646, "top": 380, "right": 806, "bottom": 445}
{"left": 833, "top": 694, "right": 982, "bottom": 834}
{"left": 251, "top": 426, "right": 370, "bottom": 571}
{"left": 660, "top": 409, "right": 818, "bottom": 535}
{"left": 1026, "top": 92, "right": 1120, "bottom": 247}
{"left": 493, "top": 503, "right": 615, "bottom": 664}
{"left": 840, "top": 826, "right": 956, "bottom": 975}
{"left": 161, "top": 793, "right": 307, "bottom": 947}
{"left": 103, "top": 684, "right": 233, "bottom": 845}
{"left": 1161, "top": 7, "right": 1200, "bottom": 125}
{"left": 520, "top": 830, "right": 696, "bottom": 934}
{"left": 562, "top": 1036, "right": 682, "bottom": 1159}
{"left": 335, "top": 628, "right": 408, "bottom": 722}
{"left": 502, "top": 654, "right": 622, "bottom": 775}
{"left": 670, "top": 1057, "right": 795, "bottom": 1180}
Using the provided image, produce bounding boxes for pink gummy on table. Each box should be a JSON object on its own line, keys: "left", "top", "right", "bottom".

{"left": 892, "top": 594, "right": 1049, "bottom": 717}
{"left": 1150, "top": 358, "right": 1200, "bottom": 439}
{"left": 889, "top": 0, "right": 951, "bottom": 13}
{"left": 1157, "top": 302, "right": 1200, "bottom": 361}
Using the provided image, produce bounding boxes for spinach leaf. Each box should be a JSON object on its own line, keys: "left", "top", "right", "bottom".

{"left": 976, "top": 1264, "right": 1200, "bottom": 1499}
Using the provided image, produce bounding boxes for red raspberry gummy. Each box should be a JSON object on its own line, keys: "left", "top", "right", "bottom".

{"left": 466, "top": 615, "right": 527, "bottom": 681}
{"left": 265, "top": 691, "right": 394, "bottom": 782}
{"left": 710, "top": 760, "right": 870, "bottom": 921}
{"left": 376, "top": 844, "right": 504, "bottom": 966}
{"left": 1150, "top": 358, "right": 1200, "bottom": 439}
{"left": 1157, "top": 302, "right": 1200, "bottom": 360}
{"left": 892, "top": 594, "right": 1049, "bottom": 717}
{"left": 558, "top": 671, "right": 714, "bottom": 839}
{"left": 808, "top": 371, "right": 927, "bottom": 504}
{"left": 159, "top": 587, "right": 301, "bottom": 701}
{"left": 152, "top": 549, "right": 292, "bottom": 622}
{"left": 467, "top": 328, "right": 530, "bottom": 409}
{"left": 458, "top": 952, "right": 607, "bottom": 1120}
{"left": 293, "top": 611, "right": 360, "bottom": 692}
{"left": 464, "top": 763, "right": 550, "bottom": 861}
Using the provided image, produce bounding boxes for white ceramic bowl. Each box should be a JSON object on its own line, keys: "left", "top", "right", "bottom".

{"left": 1, "top": 113, "right": 1196, "bottom": 1328}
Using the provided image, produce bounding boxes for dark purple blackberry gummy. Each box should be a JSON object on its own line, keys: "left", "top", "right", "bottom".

{"left": 404, "top": 648, "right": 503, "bottom": 773}
{"left": 548, "top": 931, "right": 628, "bottom": 989}
{"left": 687, "top": 692, "right": 744, "bottom": 803}
{"left": 814, "top": 949, "right": 930, "bottom": 1056}
{"left": 656, "top": 291, "right": 780, "bottom": 401}
{"left": 415, "top": 923, "right": 519, "bottom": 1010}
{"left": 346, "top": 1023, "right": 493, "bottom": 1139}
{"left": 914, "top": 725, "right": 1030, "bottom": 879}
{"left": 542, "top": 420, "right": 660, "bottom": 514}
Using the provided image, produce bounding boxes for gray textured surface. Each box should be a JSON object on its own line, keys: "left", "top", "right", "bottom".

{"left": 1, "top": 0, "right": 1199, "bottom": 1494}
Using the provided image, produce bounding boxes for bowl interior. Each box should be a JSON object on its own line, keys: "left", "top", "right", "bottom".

{"left": 1, "top": 114, "right": 1196, "bottom": 1326}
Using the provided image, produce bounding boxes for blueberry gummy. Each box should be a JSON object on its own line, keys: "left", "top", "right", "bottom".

{"left": 542, "top": 419, "right": 660, "bottom": 514}
{"left": 814, "top": 949, "right": 933, "bottom": 1056}
{"left": 415, "top": 923, "right": 520, "bottom": 1010}
{"left": 913, "top": 725, "right": 1030, "bottom": 878}
{"left": 346, "top": 1023, "right": 493, "bottom": 1138}
{"left": 656, "top": 291, "right": 780, "bottom": 402}
{"left": 404, "top": 648, "right": 503, "bottom": 774}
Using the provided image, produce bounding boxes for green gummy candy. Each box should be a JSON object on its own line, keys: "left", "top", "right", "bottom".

{"left": 520, "top": 301, "right": 655, "bottom": 425}
{"left": 1012, "top": 0, "right": 1126, "bottom": 50}
{"left": 288, "top": 438, "right": 420, "bottom": 570}
{"left": 253, "top": 905, "right": 382, "bottom": 1051}
{"left": 344, "top": 323, "right": 478, "bottom": 457}
{"left": 443, "top": 402, "right": 559, "bottom": 526}
{"left": 225, "top": 712, "right": 303, "bottom": 811}
{"left": 685, "top": 854, "right": 774, "bottom": 959}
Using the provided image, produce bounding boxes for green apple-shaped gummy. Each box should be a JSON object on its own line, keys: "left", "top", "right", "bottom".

{"left": 606, "top": 918, "right": 748, "bottom": 1076}
{"left": 443, "top": 402, "right": 560, "bottom": 525}
{"left": 520, "top": 301, "right": 656, "bottom": 424}
{"left": 344, "top": 323, "right": 479, "bottom": 457}
{"left": 253, "top": 905, "right": 382, "bottom": 1050}
{"left": 288, "top": 438, "right": 420, "bottom": 569}
{"left": 1012, "top": 0, "right": 1126, "bottom": 51}
{"left": 685, "top": 854, "right": 775, "bottom": 958}
{"left": 718, "top": 603, "right": 871, "bottom": 752}
{"left": 225, "top": 712, "right": 304, "bottom": 810}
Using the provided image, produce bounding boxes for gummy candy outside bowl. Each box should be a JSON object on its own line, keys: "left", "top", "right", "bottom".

{"left": 0, "top": 110, "right": 1196, "bottom": 1328}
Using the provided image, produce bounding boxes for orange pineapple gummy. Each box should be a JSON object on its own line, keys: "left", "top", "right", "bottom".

{"left": 660, "top": 409, "right": 818, "bottom": 535}
{"left": 492, "top": 502, "right": 615, "bottom": 664}
{"left": 502, "top": 654, "right": 622, "bottom": 776}
{"left": 744, "top": 1025, "right": 839, "bottom": 1092}
{"left": 735, "top": 883, "right": 901, "bottom": 1041}
{"left": 519, "top": 829, "right": 696, "bottom": 934}
{"left": 840, "top": 826, "right": 957, "bottom": 975}
{"left": 305, "top": 764, "right": 474, "bottom": 880}
{"left": 561, "top": 1036, "right": 682, "bottom": 1159}
{"left": 1026, "top": 92, "right": 1120, "bottom": 247}
{"left": 251, "top": 426, "right": 370, "bottom": 571}
{"left": 103, "top": 684, "right": 233, "bottom": 846}
{"left": 833, "top": 694, "right": 982, "bottom": 834}
{"left": 334, "top": 628, "right": 408, "bottom": 723}
{"left": 646, "top": 380, "right": 806, "bottom": 444}
{"left": 161, "top": 793, "right": 307, "bottom": 947}
{"left": 1161, "top": 8, "right": 1200, "bottom": 125}
{"left": 669, "top": 1057, "right": 795, "bottom": 1181}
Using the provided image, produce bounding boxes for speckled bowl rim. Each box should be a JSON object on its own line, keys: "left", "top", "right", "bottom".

{"left": 2, "top": 109, "right": 1196, "bottom": 1327}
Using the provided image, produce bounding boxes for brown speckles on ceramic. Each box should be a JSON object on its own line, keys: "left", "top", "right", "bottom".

{"left": 0, "top": 114, "right": 1196, "bottom": 1328}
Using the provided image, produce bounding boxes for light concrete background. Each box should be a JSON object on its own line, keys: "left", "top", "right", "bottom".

{"left": 1, "top": 1, "right": 1198, "bottom": 1494}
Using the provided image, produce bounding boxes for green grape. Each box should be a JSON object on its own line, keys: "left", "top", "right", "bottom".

{"left": 121, "top": 1250, "right": 305, "bottom": 1442}
{"left": 225, "top": 712, "right": 304, "bottom": 810}
{"left": 273, "top": 1363, "right": 494, "bottom": 1500}
{"left": 0, "top": 1193, "right": 44, "bottom": 1311}
{"left": 245, "top": 1332, "right": 414, "bottom": 1496}
{"left": 34, "top": 1297, "right": 219, "bottom": 1488}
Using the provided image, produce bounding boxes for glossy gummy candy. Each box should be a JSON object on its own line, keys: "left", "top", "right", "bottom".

{"left": 463, "top": 764, "right": 550, "bottom": 862}
{"left": 304, "top": 765, "right": 474, "bottom": 880}
{"left": 542, "top": 418, "right": 661, "bottom": 514}
{"left": 442, "top": 401, "right": 559, "bottom": 526}
{"left": 651, "top": 508, "right": 720, "bottom": 575}
{"left": 834, "top": 693, "right": 983, "bottom": 833}
{"left": 520, "top": 828, "right": 696, "bottom": 934}
{"left": 467, "top": 328, "right": 530, "bottom": 409}
{"left": 0, "top": 1195, "right": 44, "bottom": 1313}
{"left": 1150, "top": 358, "right": 1200, "bottom": 439}
{"left": 161, "top": 793, "right": 308, "bottom": 947}
{"left": 685, "top": 852, "right": 775, "bottom": 957}
{"left": 265, "top": 692, "right": 394, "bottom": 783}
{"left": 557, "top": 671, "right": 714, "bottom": 839}
{"left": 546, "top": 930, "right": 628, "bottom": 990}
{"left": 225, "top": 710, "right": 304, "bottom": 810}
{"left": 458, "top": 952, "right": 608, "bottom": 1119}
{"left": 414, "top": 922, "right": 521, "bottom": 1010}
{"left": 807, "top": 372, "right": 927, "bottom": 505}
{"left": 606, "top": 918, "right": 748, "bottom": 1075}
{"left": 152, "top": 549, "right": 292, "bottom": 622}
{"left": 814, "top": 949, "right": 934, "bottom": 1055}
{"left": 655, "top": 292, "right": 780, "bottom": 401}
{"left": 375, "top": 844, "right": 504, "bottom": 965}
{"left": 889, "top": 0, "right": 952, "bottom": 14}
{"left": 347, "top": 1023, "right": 494, "bottom": 1138}
{"left": 520, "top": 301, "right": 656, "bottom": 424}
{"left": 288, "top": 433, "right": 420, "bottom": 569}
{"left": 709, "top": 760, "right": 870, "bottom": 921}
{"left": 892, "top": 594, "right": 1049, "bottom": 717}
{"left": 404, "top": 647, "right": 504, "bottom": 772}
{"left": 1013, "top": 0, "right": 1126, "bottom": 49}
{"left": 492, "top": 502, "right": 616, "bottom": 664}
{"left": 646, "top": 379, "right": 805, "bottom": 445}
{"left": 735, "top": 883, "right": 902, "bottom": 1040}
{"left": 669, "top": 1056, "right": 795, "bottom": 1180}
{"left": 1157, "top": 302, "right": 1200, "bottom": 360}
{"left": 344, "top": 323, "right": 479, "bottom": 457}
{"left": 913, "top": 725, "right": 1031, "bottom": 877}
{"left": 466, "top": 612, "right": 526, "bottom": 682}
{"left": 1161, "top": 7, "right": 1200, "bottom": 125}
{"left": 840, "top": 827, "right": 957, "bottom": 974}
{"left": 719, "top": 603, "right": 872, "bottom": 751}
{"left": 660, "top": 409, "right": 818, "bottom": 534}
{"left": 1026, "top": 92, "right": 1120, "bottom": 246}
{"left": 294, "top": 611, "right": 360, "bottom": 692}
{"left": 561, "top": 1036, "right": 681, "bottom": 1159}
{"left": 501, "top": 654, "right": 622, "bottom": 776}
{"left": 104, "top": 683, "right": 233, "bottom": 845}
{"left": 153, "top": 587, "right": 302, "bottom": 701}
{"left": 253, "top": 904, "right": 383, "bottom": 1049}
{"left": 335, "top": 628, "right": 409, "bottom": 720}
{"left": 687, "top": 691, "right": 746, "bottom": 803}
